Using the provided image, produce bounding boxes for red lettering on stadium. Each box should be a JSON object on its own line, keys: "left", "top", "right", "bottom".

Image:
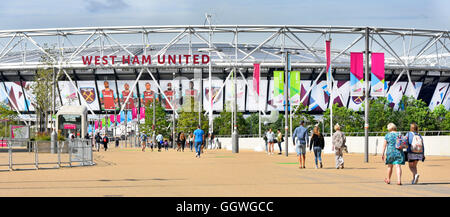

{"left": 81, "top": 55, "right": 210, "bottom": 65}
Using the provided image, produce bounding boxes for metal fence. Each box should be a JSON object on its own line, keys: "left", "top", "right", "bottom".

{"left": 215, "top": 131, "right": 450, "bottom": 138}
{"left": 0, "top": 138, "right": 94, "bottom": 172}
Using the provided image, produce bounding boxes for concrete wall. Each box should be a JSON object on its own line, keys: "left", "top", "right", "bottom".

{"left": 217, "top": 136, "right": 450, "bottom": 156}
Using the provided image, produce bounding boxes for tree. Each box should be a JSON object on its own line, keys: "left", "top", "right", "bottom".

{"left": 31, "top": 45, "right": 58, "bottom": 133}
{"left": 0, "top": 103, "right": 18, "bottom": 137}
{"left": 213, "top": 111, "right": 249, "bottom": 136}
{"left": 368, "top": 97, "right": 394, "bottom": 132}
{"left": 323, "top": 103, "right": 364, "bottom": 133}
{"left": 176, "top": 100, "right": 209, "bottom": 135}
{"left": 140, "top": 102, "right": 171, "bottom": 138}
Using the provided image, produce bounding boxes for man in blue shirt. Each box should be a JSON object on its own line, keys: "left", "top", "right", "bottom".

{"left": 293, "top": 121, "right": 309, "bottom": 169}
{"left": 193, "top": 125, "right": 205, "bottom": 158}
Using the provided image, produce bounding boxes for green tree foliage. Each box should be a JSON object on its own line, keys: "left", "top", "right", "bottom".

{"left": 292, "top": 103, "right": 318, "bottom": 130}
{"left": 323, "top": 103, "right": 364, "bottom": 133}
{"left": 368, "top": 97, "right": 394, "bottom": 132}
{"left": 213, "top": 111, "right": 249, "bottom": 136}
{"left": 0, "top": 103, "right": 18, "bottom": 137}
{"left": 176, "top": 100, "right": 209, "bottom": 135}
{"left": 140, "top": 101, "right": 171, "bottom": 138}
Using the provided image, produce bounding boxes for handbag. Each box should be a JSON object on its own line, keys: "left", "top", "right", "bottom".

{"left": 395, "top": 134, "right": 408, "bottom": 150}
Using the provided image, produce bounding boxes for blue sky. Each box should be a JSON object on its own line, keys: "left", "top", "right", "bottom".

{"left": 0, "top": 0, "right": 448, "bottom": 30}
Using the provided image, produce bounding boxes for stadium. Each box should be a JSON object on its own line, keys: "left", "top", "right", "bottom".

{"left": 0, "top": 25, "right": 448, "bottom": 139}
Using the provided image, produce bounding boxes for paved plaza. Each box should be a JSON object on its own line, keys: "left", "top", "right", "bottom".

{"left": 1, "top": 145, "right": 449, "bottom": 197}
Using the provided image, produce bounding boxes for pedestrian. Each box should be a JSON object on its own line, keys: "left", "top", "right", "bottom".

{"left": 276, "top": 129, "right": 283, "bottom": 155}
{"left": 266, "top": 128, "right": 275, "bottom": 155}
{"left": 156, "top": 133, "right": 163, "bottom": 152}
{"left": 115, "top": 137, "right": 120, "bottom": 148}
{"left": 188, "top": 132, "right": 194, "bottom": 152}
{"left": 293, "top": 121, "right": 309, "bottom": 169}
{"left": 263, "top": 130, "right": 268, "bottom": 153}
{"left": 309, "top": 126, "right": 325, "bottom": 169}
{"left": 193, "top": 125, "right": 205, "bottom": 158}
{"left": 164, "top": 139, "right": 169, "bottom": 151}
{"left": 382, "top": 123, "right": 406, "bottom": 185}
{"left": 140, "top": 132, "right": 147, "bottom": 152}
{"left": 180, "top": 131, "right": 186, "bottom": 152}
{"left": 332, "top": 124, "right": 346, "bottom": 169}
{"left": 95, "top": 132, "right": 101, "bottom": 152}
{"left": 405, "top": 123, "right": 425, "bottom": 184}
{"left": 102, "top": 134, "right": 109, "bottom": 151}
{"left": 176, "top": 132, "right": 182, "bottom": 152}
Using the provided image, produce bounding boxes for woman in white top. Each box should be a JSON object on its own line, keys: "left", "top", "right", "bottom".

{"left": 266, "top": 128, "right": 275, "bottom": 155}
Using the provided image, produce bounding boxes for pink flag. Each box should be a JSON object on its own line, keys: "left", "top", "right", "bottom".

{"left": 117, "top": 114, "right": 121, "bottom": 123}
{"left": 132, "top": 107, "right": 137, "bottom": 119}
{"left": 371, "top": 52, "right": 385, "bottom": 96}
{"left": 350, "top": 52, "right": 364, "bottom": 96}
{"left": 326, "top": 40, "right": 332, "bottom": 89}
{"left": 140, "top": 107, "right": 145, "bottom": 119}
{"left": 110, "top": 115, "right": 115, "bottom": 123}
{"left": 253, "top": 63, "right": 260, "bottom": 96}
{"left": 95, "top": 120, "right": 98, "bottom": 129}
{"left": 371, "top": 53, "right": 385, "bottom": 80}
{"left": 99, "top": 121, "right": 102, "bottom": 129}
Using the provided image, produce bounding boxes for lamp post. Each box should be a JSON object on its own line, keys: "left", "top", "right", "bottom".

{"left": 198, "top": 47, "right": 222, "bottom": 136}
{"left": 275, "top": 50, "right": 299, "bottom": 157}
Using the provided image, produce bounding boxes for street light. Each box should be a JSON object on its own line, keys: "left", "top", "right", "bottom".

{"left": 198, "top": 47, "right": 222, "bottom": 137}
{"left": 275, "top": 49, "right": 299, "bottom": 157}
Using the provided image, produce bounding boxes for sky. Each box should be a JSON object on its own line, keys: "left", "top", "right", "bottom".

{"left": 0, "top": 0, "right": 448, "bottom": 30}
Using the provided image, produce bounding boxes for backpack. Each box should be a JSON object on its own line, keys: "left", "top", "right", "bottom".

{"left": 410, "top": 132, "right": 424, "bottom": 153}
{"left": 395, "top": 133, "right": 408, "bottom": 150}
{"left": 103, "top": 137, "right": 108, "bottom": 143}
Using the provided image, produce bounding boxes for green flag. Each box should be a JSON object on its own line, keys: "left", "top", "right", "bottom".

{"left": 274, "top": 71, "right": 284, "bottom": 97}
{"left": 290, "top": 71, "right": 301, "bottom": 105}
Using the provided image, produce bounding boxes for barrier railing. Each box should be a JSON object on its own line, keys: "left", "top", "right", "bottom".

{"left": 214, "top": 131, "right": 450, "bottom": 138}
{"left": 0, "top": 138, "right": 94, "bottom": 171}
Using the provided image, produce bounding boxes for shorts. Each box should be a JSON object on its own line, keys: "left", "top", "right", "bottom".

{"left": 295, "top": 139, "right": 306, "bottom": 156}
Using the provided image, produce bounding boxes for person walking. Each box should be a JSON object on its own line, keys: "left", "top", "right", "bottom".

{"left": 115, "top": 136, "right": 120, "bottom": 148}
{"left": 180, "top": 131, "right": 186, "bottom": 152}
{"left": 176, "top": 132, "right": 182, "bottom": 152}
{"left": 156, "top": 133, "right": 163, "bottom": 152}
{"left": 263, "top": 130, "right": 268, "bottom": 153}
{"left": 193, "top": 125, "right": 205, "bottom": 158}
{"left": 382, "top": 123, "right": 406, "bottom": 185}
{"left": 95, "top": 133, "right": 101, "bottom": 152}
{"left": 309, "top": 126, "right": 325, "bottom": 169}
{"left": 102, "top": 134, "right": 109, "bottom": 151}
{"left": 405, "top": 123, "right": 425, "bottom": 184}
{"left": 332, "top": 124, "right": 346, "bottom": 169}
{"left": 293, "top": 121, "right": 309, "bottom": 169}
{"left": 188, "top": 132, "right": 194, "bottom": 152}
{"left": 164, "top": 139, "right": 169, "bottom": 151}
{"left": 276, "top": 129, "right": 283, "bottom": 155}
{"left": 140, "top": 132, "right": 147, "bottom": 152}
{"left": 266, "top": 128, "right": 275, "bottom": 155}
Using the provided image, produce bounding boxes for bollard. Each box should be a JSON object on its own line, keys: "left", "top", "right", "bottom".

{"left": 374, "top": 139, "right": 378, "bottom": 156}
{"left": 69, "top": 142, "right": 72, "bottom": 167}
{"left": 57, "top": 141, "right": 61, "bottom": 168}
{"left": 35, "top": 141, "right": 39, "bottom": 170}
{"left": 8, "top": 139, "right": 12, "bottom": 171}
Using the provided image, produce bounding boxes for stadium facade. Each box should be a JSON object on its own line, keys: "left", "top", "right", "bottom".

{"left": 0, "top": 25, "right": 449, "bottom": 123}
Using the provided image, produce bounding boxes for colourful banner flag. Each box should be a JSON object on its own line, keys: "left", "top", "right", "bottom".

{"left": 371, "top": 53, "right": 385, "bottom": 97}
{"left": 253, "top": 63, "right": 260, "bottom": 96}
{"left": 94, "top": 120, "right": 98, "bottom": 129}
{"left": 117, "top": 114, "right": 121, "bottom": 123}
{"left": 326, "top": 40, "right": 332, "bottom": 91}
{"left": 132, "top": 107, "right": 137, "bottom": 119}
{"left": 273, "top": 71, "right": 284, "bottom": 106}
{"left": 290, "top": 71, "right": 301, "bottom": 106}
{"left": 140, "top": 107, "right": 145, "bottom": 119}
{"left": 110, "top": 114, "right": 115, "bottom": 123}
{"left": 350, "top": 52, "right": 364, "bottom": 96}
